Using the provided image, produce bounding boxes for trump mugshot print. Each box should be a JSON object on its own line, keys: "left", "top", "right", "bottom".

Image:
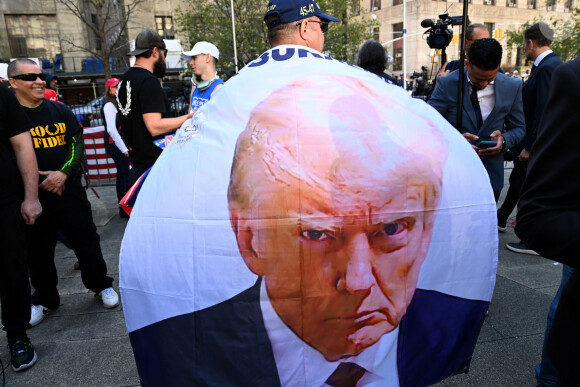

{"left": 120, "top": 45, "right": 498, "bottom": 387}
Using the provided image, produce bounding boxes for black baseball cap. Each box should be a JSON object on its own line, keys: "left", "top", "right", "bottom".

{"left": 127, "top": 30, "right": 166, "bottom": 56}
{"left": 264, "top": 0, "right": 339, "bottom": 29}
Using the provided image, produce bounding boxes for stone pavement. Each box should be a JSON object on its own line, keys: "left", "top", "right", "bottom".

{"left": 0, "top": 168, "right": 563, "bottom": 386}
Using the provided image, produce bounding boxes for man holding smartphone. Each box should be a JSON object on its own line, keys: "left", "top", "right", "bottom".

{"left": 428, "top": 38, "right": 525, "bottom": 201}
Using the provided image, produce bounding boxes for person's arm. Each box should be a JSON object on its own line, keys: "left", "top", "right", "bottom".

{"left": 520, "top": 63, "right": 559, "bottom": 157}
{"left": 104, "top": 102, "right": 128, "bottom": 155}
{"left": 210, "top": 83, "right": 223, "bottom": 97}
{"left": 426, "top": 76, "right": 451, "bottom": 120}
{"left": 143, "top": 112, "right": 193, "bottom": 137}
{"left": 141, "top": 77, "right": 194, "bottom": 136}
{"left": 9, "top": 131, "right": 42, "bottom": 224}
{"left": 501, "top": 81, "right": 526, "bottom": 150}
{"left": 515, "top": 60, "right": 580, "bottom": 269}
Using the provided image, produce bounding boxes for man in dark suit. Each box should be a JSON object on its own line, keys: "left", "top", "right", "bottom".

{"left": 515, "top": 58, "right": 580, "bottom": 387}
{"left": 501, "top": 22, "right": 562, "bottom": 252}
{"left": 428, "top": 38, "right": 525, "bottom": 201}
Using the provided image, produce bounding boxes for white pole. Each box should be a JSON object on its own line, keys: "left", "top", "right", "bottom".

{"left": 230, "top": 0, "right": 239, "bottom": 73}
{"left": 403, "top": 0, "right": 407, "bottom": 86}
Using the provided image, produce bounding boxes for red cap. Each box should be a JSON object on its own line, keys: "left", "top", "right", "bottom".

{"left": 105, "top": 78, "right": 120, "bottom": 88}
{"left": 44, "top": 89, "right": 63, "bottom": 104}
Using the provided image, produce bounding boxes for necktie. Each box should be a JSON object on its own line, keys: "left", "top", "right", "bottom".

{"left": 469, "top": 84, "right": 483, "bottom": 130}
{"left": 325, "top": 362, "right": 367, "bottom": 387}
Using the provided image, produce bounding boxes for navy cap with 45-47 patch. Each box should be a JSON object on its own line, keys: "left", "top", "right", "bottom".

{"left": 264, "top": 0, "right": 339, "bottom": 29}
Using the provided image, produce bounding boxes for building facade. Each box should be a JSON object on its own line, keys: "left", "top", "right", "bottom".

{"left": 357, "top": 0, "right": 574, "bottom": 76}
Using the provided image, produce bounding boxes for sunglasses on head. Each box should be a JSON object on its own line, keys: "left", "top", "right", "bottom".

{"left": 296, "top": 19, "right": 329, "bottom": 34}
{"left": 11, "top": 73, "right": 47, "bottom": 81}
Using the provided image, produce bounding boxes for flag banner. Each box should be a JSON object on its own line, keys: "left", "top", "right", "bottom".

{"left": 119, "top": 167, "right": 151, "bottom": 216}
{"left": 120, "top": 45, "right": 498, "bottom": 387}
{"left": 82, "top": 126, "right": 117, "bottom": 179}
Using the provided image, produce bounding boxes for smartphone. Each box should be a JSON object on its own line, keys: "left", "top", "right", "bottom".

{"left": 472, "top": 140, "right": 497, "bottom": 148}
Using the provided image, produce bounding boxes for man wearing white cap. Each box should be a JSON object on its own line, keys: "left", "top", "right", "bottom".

{"left": 181, "top": 42, "right": 224, "bottom": 113}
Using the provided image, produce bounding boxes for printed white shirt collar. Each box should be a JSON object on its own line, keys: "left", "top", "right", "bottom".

{"left": 534, "top": 49, "right": 553, "bottom": 67}
{"left": 260, "top": 280, "right": 400, "bottom": 387}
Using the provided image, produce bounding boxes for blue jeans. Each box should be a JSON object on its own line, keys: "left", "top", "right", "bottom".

{"left": 536, "top": 264, "right": 574, "bottom": 387}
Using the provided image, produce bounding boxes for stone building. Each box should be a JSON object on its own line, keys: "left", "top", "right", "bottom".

{"left": 357, "top": 0, "right": 574, "bottom": 76}
{"left": 0, "top": 0, "right": 573, "bottom": 76}
{"left": 0, "top": 0, "right": 186, "bottom": 73}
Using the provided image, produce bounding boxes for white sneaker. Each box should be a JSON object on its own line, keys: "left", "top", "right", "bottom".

{"left": 99, "top": 287, "right": 119, "bottom": 309}
{"left": 30, "top": 305, "right": 49, "bottom": 327}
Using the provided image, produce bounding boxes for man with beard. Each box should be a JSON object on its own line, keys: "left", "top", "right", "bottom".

{"left": 117, "top": 30, "right": 193, "bottom": 185}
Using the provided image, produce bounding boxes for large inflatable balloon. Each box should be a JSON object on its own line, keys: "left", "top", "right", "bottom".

{"left": 120, "top": 45, "right": 497, "bottom": 387}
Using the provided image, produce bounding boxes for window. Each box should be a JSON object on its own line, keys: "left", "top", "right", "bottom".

{"left": 155, "top": 16, "right": 174, "bottom": 39}
{"left": 527, "top": 0, "right": 536, "bottom": 8}
{"left": 373, "top": 27, "right": 380, "bottom": 41}
{"left": 484, "top": 22, "right": 495, "bottom": 37}
{"left": 371, "top": 0, "right": 381, "bottom": 11}
{"left": 394, "top": 0, "right": 402, "bottom": 5}
{"left": 546, "top": 0, "right": 556, "bottom": 10}
{"left": 5, "top": 14, "right": 61, "bottom": 60}
{"left": 392, "top": 22, "right": 403, "bottom": 71}
{"left": 564, "top": 0, "right": 573, "bottom": 11}
{"left": 90, "top": 14, "right": 102, "bottom": 51}
{"left": 483, "top": 0, "right": 496, "bottom": 5}
{"left": 351, "top": 0, "right": 361, "bottom": 15}
{"left": 506, "top": 0, "right": 518, "bottom": 7}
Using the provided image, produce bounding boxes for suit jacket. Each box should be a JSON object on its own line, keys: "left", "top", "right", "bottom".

{"left": 428, "top": 70, "right": 525, "bottom": 191}
{"left": 515, "top": 58, "right": 580, "bottom": 386}
{"left": 129, "top": 279, "right": 488, "bottom": 387}
{"left": 519, "top": 52, "right": 563, "bottom": 153}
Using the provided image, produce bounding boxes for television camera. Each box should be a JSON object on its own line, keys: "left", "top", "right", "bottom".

{"left": 421, "top": 13, "right": 467, "bottom": 64}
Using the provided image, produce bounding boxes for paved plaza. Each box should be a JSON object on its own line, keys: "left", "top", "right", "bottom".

{"left": 0, "top": 168, "right": 561, "bottom": 386}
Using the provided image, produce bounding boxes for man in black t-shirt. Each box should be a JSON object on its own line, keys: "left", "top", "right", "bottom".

{"left": 0, "top": 82, "right": 42, "bottom": 371}
{"left": 8, "top": 59, "right": 121, "bottom": 328}
{"left": 117, "top": 29, "right": 193, "bottom": 185}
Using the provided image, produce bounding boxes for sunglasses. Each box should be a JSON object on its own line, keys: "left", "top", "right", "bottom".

{"left": 296, "top": 20, "right": 329, "bottom": 34}
{"left": 11, "top": 73, "right": 47, "bottom": 81}
{"left": 156, "top": 47, "right": 168, "bottom": 58}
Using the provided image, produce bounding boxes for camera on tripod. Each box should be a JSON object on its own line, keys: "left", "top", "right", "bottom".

{"left": 421, "top": 13, "right": 465, "bottom": 50}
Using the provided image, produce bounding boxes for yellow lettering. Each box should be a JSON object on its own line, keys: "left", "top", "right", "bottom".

{"left": 46, "top": 124, "right": 59, "bottom": 136}
{"left": 57, "top": 135, "right": 66, "bottom": 146}
{"left": 32, "top": 126, "right": 47, "bottom": 137}
{"left": 41, "top": 138, "right": 49, "bottom": 148}
{"left": 33, "top": 137, "right": 42, "bottom": 148}
{"left": 57, "top": 122, "right": 67, "bottom": 134}
{"left": 46, "top": 137, "right": 58, "bottom": 147}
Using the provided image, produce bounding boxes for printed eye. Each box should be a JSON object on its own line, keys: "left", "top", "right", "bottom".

{"left": 374, "top": 219, "right": 413, "bottom": 238}
{"left": 384, "top": 223, "right": 404, "bottom": 236}
{"left": 300, "top": 230, "right": 333, "bottom": 241}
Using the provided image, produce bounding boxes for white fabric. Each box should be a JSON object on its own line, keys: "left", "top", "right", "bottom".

{"left": 120, "top": 45, "right": 498, "bottom": 335}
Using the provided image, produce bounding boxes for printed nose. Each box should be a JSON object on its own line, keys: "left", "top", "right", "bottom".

{"left": 339, "top": 234, "right": 375, "bottom": 293}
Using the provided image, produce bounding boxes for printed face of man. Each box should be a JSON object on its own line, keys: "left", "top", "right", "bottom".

{"left": 230, "top": 92, "right": 441, "bottom": 362}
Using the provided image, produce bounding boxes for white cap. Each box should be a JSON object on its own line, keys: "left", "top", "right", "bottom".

{"left": 181, "top": 42, "right": 220, "bottom": 61}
